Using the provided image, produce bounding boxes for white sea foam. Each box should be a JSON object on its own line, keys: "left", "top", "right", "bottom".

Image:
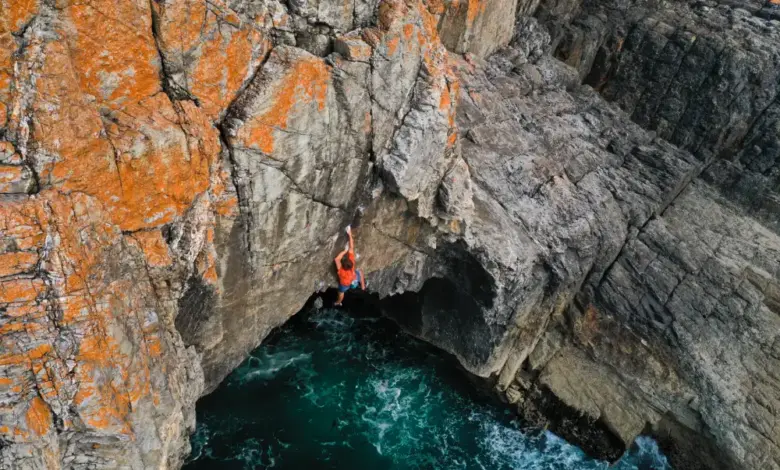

{"left": 309, "top": 310, "right": 355, "bottom": 331}
{"left": 235, "top": 350, "right": 312, "bottom": 384}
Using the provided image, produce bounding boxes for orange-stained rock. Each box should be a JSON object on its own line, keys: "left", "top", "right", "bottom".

{"left": 435, "top": 0, "right": 516, "bottom": 57}
{"left": 0, "top": 165, "right": 33, "bottom": 193}
{"left": 24, "top": 1, "right": 219, "bottom": 233}
{"left": 0, "top": 251, "right": 38, "bottom": 278}
{"left": 334, "top": 33, "right": 373, "bottom": 61}
{"left": 129, "top": 230, "right": 173, "bottom": 268}
{"left": 0, "top": 278, "right": 44, "bottom": 303}
{"left": 0, "top": 0, "right": 216, "bottom": 465}
{"left": 210, "top": 164, "right": 239, "bottom": 218}
{"left": 2, "top": 0, "right": 39, "bottom": 35}
{"left": 151, "top": 0, "right": 272, "bottom": 119}
{"left": 0, "top": 190, "right": 202, "bottom": 466}
{"left": 235, "top": 49, "right": 330, "bottom": 154}
{"left": 191, "top": 25, "right": 271, "bottom": 119}
{"left": 0, "top": 0, "right": 39, "bottom": 125}
{"left": 25, "top": 397, "right": 52, "bottom": 437}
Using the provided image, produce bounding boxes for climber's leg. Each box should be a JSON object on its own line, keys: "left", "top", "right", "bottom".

{"left": 335, "top": 283, "right": 349, "bottom": 306}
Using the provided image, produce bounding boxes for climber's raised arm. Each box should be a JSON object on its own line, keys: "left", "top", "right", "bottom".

{"left": 334, "top": 248, "right": 348, "bottom": 270}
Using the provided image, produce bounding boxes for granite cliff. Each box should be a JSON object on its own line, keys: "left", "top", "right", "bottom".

{"left": 0, "top": 0, "right": 777, "bottom": 469}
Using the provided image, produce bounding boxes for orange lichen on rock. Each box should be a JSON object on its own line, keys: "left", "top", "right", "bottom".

{"left": 442, "top": 61, "right": 460, "bottom": 146}
{"left": 73, "top": 331, "right": 135, "bottom": 433}
{"left": 0, "top": 190, "right": 179, "bottom": 446}
{"left": 418, "top": 0, "right": 442, "bottom": 41}
{"left": 25, "top": 397, "right": 52, "bottom": 436}
{"left": 191, "top": 18, "right": 270, "bottom": 119}
{"left": 129, "top": 230, "right": 173, "bottom": 268}
{"left": 0, "top": 0, "right": 39, "bottom": 112}
{"left": 152, "top": 0, "right": 210, "bottom": 55}
{"left": 423, "top": 0, "right": 446, "bottom": 15}
{"left": 0, "top": 278, "right": 44, "bottom": 304}
{"left": 439, "top": 83, "right": 452, "bottom": 110}
{"left": 238, "top": 51, "right": 331, "bottom": 154}
{"left": 106, "top": 101, "right": 212, "bottom": 230}
{"left": 32, "top": 6, "right": 217, "bottom": 232}
{"left": 67, "top": 1, "right": 160, "bottom": 107}
{"left": 151, "top": 0, "right": 271, "bottom": 119}
{"left": 0, "top": 343, "right": 50, "bottom": 367}
{"left": 0, "top": 252, "right": 38, "bottom": 278}
{"left": 210, "top": 166, "right": 239, "bottom": 218}
{"left": 334, "top": 33, "right": 373, "bottom": 61}
{"left": 403, "top": 23, "right": 416, "bottom": 39}
{"left": 387, "top": 36, "right": 402, "bottom": 56}
{"left": 0, "top": 0, "right": 223, "bottom": 460}
{"left": 0, "top": 165, "right": 24, "bottom": 182}
{"left": 195, "top": 230, "right": 219, "bottom": 285}
{"left": 466, "top": 0, "right": 486, "bottom": 26}
{"left": 0, "top": 164, "right": 30, "bottom": 193}
{"left": 190, "top": 20, "right": 252, "bottom": 118}
{"left": 2, "top": 0, "right": 40, "bottom": 35}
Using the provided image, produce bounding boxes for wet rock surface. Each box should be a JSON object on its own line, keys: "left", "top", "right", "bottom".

{"left": 0, "top": 0, "right": 777, "bottom": 469}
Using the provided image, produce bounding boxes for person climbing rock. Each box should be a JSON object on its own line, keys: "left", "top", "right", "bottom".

{"left": 334, "top": 225, "right": 365, "bottom": 306}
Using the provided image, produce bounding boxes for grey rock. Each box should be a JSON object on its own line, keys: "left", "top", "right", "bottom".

{"left": 438, "top": 0, "right": 520, "bottom": 57}
{"left": 367, "top": 47, "right": 779, "bottom": 470}
{"left": 437, "top": 156, "right": 474, "bottom": 219}
{"left": 546, "top": 0, "right": 780, "bottom": 234}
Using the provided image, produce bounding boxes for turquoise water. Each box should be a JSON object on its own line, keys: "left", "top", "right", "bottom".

{"left": 184, "top": 309, "right": 672, "bottom": 470}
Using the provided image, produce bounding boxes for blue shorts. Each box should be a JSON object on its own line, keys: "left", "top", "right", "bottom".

{"left": 338, "top": 270, "right": 362, "bottom": 292}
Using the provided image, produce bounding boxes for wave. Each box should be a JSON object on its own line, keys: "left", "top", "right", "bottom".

{"left": 231, "top": 350, "right": 312, "bottom": 385}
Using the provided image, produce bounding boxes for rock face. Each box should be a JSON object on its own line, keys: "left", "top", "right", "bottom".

{"left": 0, "top": 0, "right": 777, "bottom": 469}
{"left": 547, "top": 0, "right": 780, "bottom": 231}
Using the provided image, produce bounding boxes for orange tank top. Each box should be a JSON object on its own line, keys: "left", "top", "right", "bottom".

{"left": 338, "top": 267, "right": 356, "bottom": 286}
{"left": 338, "top": 253, "right": 356, "bottom": 286}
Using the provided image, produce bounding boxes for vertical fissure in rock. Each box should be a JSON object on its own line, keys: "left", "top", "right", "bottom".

{"left": 216, "top": 120, "right": 256, "bottom": 263}
{"left": 148, "top": 0, "right": 200, "bottom": 105}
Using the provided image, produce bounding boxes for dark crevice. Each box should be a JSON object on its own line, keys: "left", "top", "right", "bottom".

{"left": 218, "top": 44, "right": 274, "bottom": 128}
{"left": 217, "top": 121, "right": 256, "bottom": 261}
{"left": 148, "top": 0, "right": 201, "bottom": 105}
{"left": 175, "top": 276, "right": 218, "bottom": 348}
{"left": 212, "top": 44, "right": 275, "bottom": 267}
{"left": 520, "top": 383, "right": 628, "bottom": 462}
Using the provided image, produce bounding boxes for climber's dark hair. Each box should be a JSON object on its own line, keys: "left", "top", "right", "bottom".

{"left": 341, "top": 254, "right": 354, "bottom": 270}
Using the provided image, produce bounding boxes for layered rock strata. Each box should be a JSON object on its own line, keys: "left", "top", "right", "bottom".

{"left": 547, "top": 0, "right": 780, "bottom": 231}
{"left": 0, "top": 0, "right": 777, "bottom": 469}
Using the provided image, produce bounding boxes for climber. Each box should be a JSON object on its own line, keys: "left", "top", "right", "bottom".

{"left": 334, "top": 225, "right": 365, "bottom": 306}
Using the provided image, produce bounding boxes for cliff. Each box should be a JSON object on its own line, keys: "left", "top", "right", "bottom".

{"left": 0, "top": 0, "right": 777, "bottom": 469}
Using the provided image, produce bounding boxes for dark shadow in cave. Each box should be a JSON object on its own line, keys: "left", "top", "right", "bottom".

{"left": 379, "top": 241, "right": 501, "bottom": 370}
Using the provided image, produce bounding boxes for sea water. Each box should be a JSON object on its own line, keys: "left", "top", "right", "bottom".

{"left": 184, "top": 309, "right": 671, "bottom": 470}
